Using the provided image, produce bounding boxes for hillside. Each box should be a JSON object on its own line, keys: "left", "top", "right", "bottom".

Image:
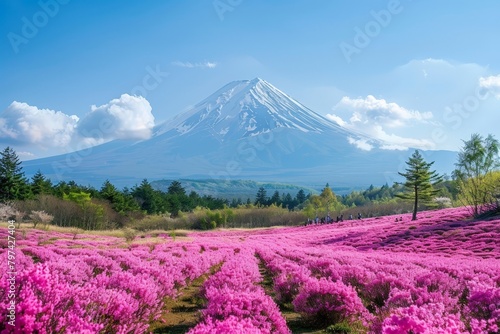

{"left": 21, "top": 78, "right": 457, "bottom": 189}
{"left": 3, "top": 207, "right": 499, "bottom": 333}
{"left": 150, "top": 179, "right": 320, "bottom": 200}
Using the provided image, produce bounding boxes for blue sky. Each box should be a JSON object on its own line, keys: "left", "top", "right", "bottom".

{"left": 1, "top": 0, "right": 500, "bottom": 159}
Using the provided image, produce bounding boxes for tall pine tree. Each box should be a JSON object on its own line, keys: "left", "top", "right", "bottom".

{"left": 397, "top": 150, "right": 442, "bottom": 220}
{"left": 0, "top": 147, "right": 30, "bottom": 202}
{"left": 254, "top": 187, "right": 267, "bottom": 206}
{"left": 31, "top": 170, "right": 53, "bottom": 196}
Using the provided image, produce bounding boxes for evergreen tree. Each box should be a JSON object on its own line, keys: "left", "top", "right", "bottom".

{"left": 0, "top": 147, "right": 30, "bottom": 202}
{"left": 167, "top": 180, "right": 186, "bottom": 196}
{"left": 99, "top": 180, "right": 129, "bottom": 213}
{"left": 269, "top": 190, "right": 281, "bottom": 206}
{"left": 121, "top": 187, "right": 141, "bottom": 212}
{"left": 166, "top": 194, "right": 182, "bottom": 217}
{"left": 282, "top": 192, "right": 294, "bottom": 210}
{"left": 397, "top": 150, "right": 443, "bottom": 220}
{"left": 296, "top": 189, "right": 306, "bottom": 204}
{"left": 132, "top": 179, "right": 164, "bottom": 214}
{"left": 255, "top": 187, "right": 267, "bottom": 206}
{"left": 31, "top": 170, "right": 53, "bottom": 196}
{"left": 166, "top": 181, "right": 189, "bottom": 213}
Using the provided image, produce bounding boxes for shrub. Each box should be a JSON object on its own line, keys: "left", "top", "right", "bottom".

{"left": 229, "top": 206, "right": 306, "bottom": 228}
{"left": 122, "top": 228, "right": 137, "bottom": 242}
{"left": 16, "top": 195, "right": 128, "bottom": 230}
{"left": 381, "top": 303, "right": 465, "bottom": 334}
{"left": 274, "top": 265, "right": 311, "bottom": 304}
{"left": 0, "top": 202, "right": 24, "bottom": 225}
{"left": 434, "top": 197, "right": 453, "bottom": 209}
{"left": 293, "top": 278, "right": 369, "bottom": 326}
{"left": 464, "top": 284, "right": 500, "bottom": 332}
{"left": 188, "top": 315, "right": 262, "bottom": 334}
{"left": 326, "top": 322, "right": 352, "bottom": 334}
{"left": 29, "top": 210, "right": 53, "bottom": 228}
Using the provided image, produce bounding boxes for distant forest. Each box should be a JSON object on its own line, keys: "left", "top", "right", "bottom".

{"left": 1, "top": 132, "right": 498, "bottom": 230}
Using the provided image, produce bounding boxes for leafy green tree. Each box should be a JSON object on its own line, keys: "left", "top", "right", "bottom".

{"left": 453, "top": 133, "right": 500, "bottom": 216}
{"left": 320, "top": 183, "right": 337, "bottom": 214}
{"left": 397, "top": 150, "right": 443, "bottom": 220}
{"left": 304, "top": 194, "right": 322, "bottom": 218}
{"left": 0, "top": 147, "right": 30, "bottom": 202}
{"left": 30, "top": 170, "right": 53, "bottom": 196}
{"left": 63, "top": 191, "right": 104, "bottom": 229}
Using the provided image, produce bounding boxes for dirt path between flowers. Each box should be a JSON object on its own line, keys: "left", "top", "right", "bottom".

{"left": 257, "top": 257, "right": 326, "bottom": 334}
{"left": 149, "top": 264, "right": 222, "bottom": 334}
{"left": 150, "top": 259, "right": 326, "bottom": 334}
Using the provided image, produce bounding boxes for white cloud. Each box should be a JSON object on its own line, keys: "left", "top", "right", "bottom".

{"left": 0, "top": 101, "right": 78, "bottom": 147}
{"left": 334, "top": 95, "right": 433, "bottom": 128}
{"left": 0, "top": 94, "right": 156, "bottom": 158}
{"left": 171, "top": 61, "right": 217, "bottom": 69}
{"left": 327, "top": 113, "right": 347, "bottom": 127}
{"left": 380, "top": 144, "right": 408, "bottom": 151}
{"left": 369, "top": 125, "right": 435, "bottom": 150}
{"left": 17, "top": 151, "right": 35, "bottom": 158}
{"left": 77, "top": 94, "right": 155, "bottom": 141}
{"left": 479, "top": 74, "right": 500, "bottom": 98}
{"left": 348, "top": 137, "right": 373, "bottom": 151}
{"left": 327, "top": 96, "right": 436, "bottom": 151}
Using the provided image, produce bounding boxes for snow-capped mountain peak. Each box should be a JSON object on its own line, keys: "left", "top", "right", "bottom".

{"left": 155, "top": 78, "right": 342, "bottom": 140}
{"left": 21, "top": 77, "right": 457, "bottom": 189}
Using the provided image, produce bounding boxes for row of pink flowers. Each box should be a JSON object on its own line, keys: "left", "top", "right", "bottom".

{"left": 248, "top": 208, "right": 499, "bottom": 332}
{"left": 0, "top": 206, "right": 498, "bottom": 332}
{"left": 189, "top": 248, "right": 290, "bottom": 334}
{"left": 0, "top": 231, "right": 233, "bottom": 333}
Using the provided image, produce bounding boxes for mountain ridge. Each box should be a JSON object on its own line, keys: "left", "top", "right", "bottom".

{"left": 22, "top": 78, "right": 457, "bottom": 188}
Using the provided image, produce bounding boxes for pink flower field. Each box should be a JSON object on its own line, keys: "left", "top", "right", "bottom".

{"left": 1, "top": 207, "right": 500, "bottom": 333}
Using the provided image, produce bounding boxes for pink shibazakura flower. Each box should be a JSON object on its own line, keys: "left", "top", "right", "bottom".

{"left": 293, "top": 277, "right": 370, "bottom": 325}
{"left": 381, "top": 303, "right": 466, "bottom": 334}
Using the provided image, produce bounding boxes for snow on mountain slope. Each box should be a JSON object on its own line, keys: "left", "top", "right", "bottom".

{"left": 154, "top": 78, "right": 363, "bottom": 141}
{"left": 22, "top": 78, "right": 456, "bottom": 188}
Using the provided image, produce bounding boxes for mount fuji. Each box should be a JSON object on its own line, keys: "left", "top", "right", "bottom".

{"left": 23, "top": 78, "right": 457, "bottom": 189}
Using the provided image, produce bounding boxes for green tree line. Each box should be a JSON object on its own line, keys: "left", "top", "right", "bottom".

{"left": 1, "top": 133, "right": 499, "bottom": 230}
